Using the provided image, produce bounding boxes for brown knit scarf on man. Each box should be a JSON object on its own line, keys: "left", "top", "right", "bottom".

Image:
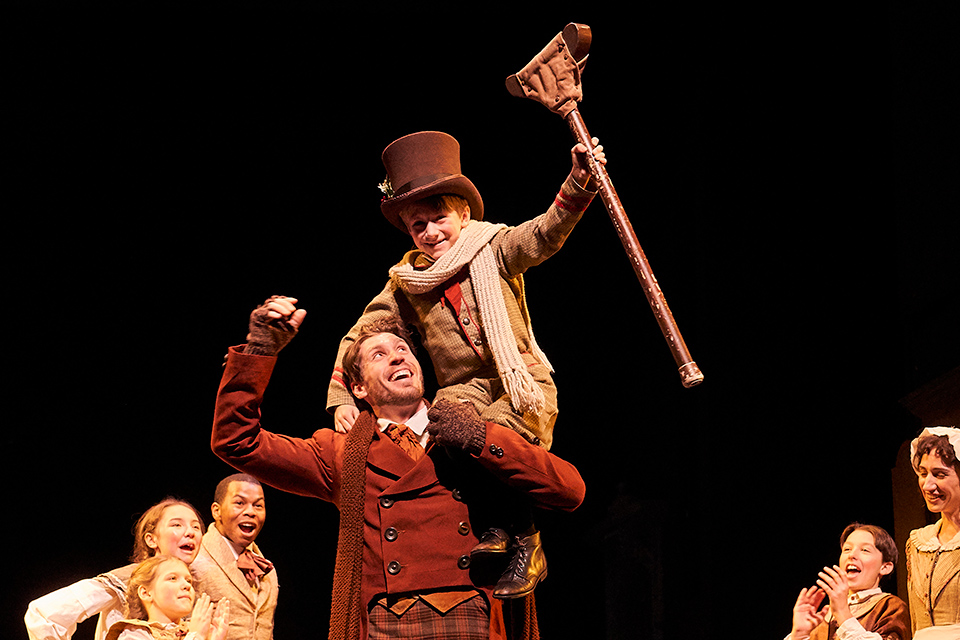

{"left": 328, "top": 410, "right": 378, "bottom": 640}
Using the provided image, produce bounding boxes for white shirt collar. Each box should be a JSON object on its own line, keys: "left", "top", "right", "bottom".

{"left": 377, "top": 401, "right": 430, "bottom": 446}
{"left": 824, "top": 588, "right": 885, "bottom": 623}
{"left": 848, "top": 587, "right": 883, "bottom": 605}
{"left": 214, "top": 524, "right": 250, "bottom": 561}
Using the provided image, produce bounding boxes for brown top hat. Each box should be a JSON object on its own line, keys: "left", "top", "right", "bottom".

{"left": 379, "top": 131, "right": 484, "bottom": 232}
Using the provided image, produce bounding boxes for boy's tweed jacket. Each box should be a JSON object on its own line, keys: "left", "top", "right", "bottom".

{"left": 327, "top": 172, "right": 596, "bottom": 450}
{"left": 213, "top": 346, "right": 586, "bottom": 640}
{"left": 192, "top": 524, "right": 279, "bottom": 640}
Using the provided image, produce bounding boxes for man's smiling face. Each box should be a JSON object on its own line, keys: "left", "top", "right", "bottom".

{"left": 212, "top": 481, "right": 265, "bottom": 549}
{"left": 350, "top": 332, "right": 424, "bottom": 415}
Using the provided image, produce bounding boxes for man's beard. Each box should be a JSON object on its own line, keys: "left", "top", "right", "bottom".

{"left": 366, "top": 378, "right": 424, "bottom": 409}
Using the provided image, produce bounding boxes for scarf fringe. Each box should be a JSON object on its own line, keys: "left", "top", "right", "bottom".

{"left": 503, "top": 368, "right": 546, "bottom": 415}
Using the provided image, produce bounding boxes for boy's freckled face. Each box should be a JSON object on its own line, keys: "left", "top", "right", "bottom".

{"left": 401, "top": 203, "right": 471, "bottom": 260}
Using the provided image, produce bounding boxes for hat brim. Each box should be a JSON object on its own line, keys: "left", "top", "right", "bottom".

{"left": 381, "top": 174, "right": 483, "bottom": 232}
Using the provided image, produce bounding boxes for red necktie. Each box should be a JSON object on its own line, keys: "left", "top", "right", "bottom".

{"left": 384, "top": 423, "right": 425, "bottom": 461}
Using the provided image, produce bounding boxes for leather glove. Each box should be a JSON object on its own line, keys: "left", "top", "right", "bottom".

{"left": 243, "top": 296, "right": 299, "bottom": 356}
{"left": 426, "top": 399, "right": 487, "bottom": 457}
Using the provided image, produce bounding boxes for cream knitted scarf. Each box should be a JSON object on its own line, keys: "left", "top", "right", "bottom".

{"left": 389, "top": 221, "right": 552, "bottom": 416}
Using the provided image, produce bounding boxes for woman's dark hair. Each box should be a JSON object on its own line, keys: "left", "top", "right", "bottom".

{"left": 913, "top": 434, "right": 960, "bottom": 473}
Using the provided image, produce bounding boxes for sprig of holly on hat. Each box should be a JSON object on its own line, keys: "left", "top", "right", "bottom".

{"left": 378, "top": 178, "right": 394, "bottom": 200}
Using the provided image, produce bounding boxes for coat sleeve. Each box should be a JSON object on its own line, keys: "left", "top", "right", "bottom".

{"left": 472, "top": 421, "right": 585, "bottom": 511}
{"left": 492, "top": 172, "right": 596, "bottom": 278}
{"left": 24, "top": 570, "right": 126, "bottom": 640}
{"left": 213, "top": 346, "right": 345, "bottom": 504}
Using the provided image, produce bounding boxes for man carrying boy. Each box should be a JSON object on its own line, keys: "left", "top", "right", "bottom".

{"left": 326, "top": 131, "right": 604, "bottom": 596}
{"left": 788, "top": 523, "right": 910, "bottom": 640}
{"left": 192, "top": 474, "right": 278, "bottom": 640}
{"left": 212, "top": 297, "right": 585, "bottom": 639}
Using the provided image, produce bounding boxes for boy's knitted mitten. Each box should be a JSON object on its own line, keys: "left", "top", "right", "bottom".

{"left": 426, "top": 399, "right": 487, "bottom": 456}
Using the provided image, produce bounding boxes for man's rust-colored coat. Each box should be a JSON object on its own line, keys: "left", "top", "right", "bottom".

{"left": 213, "top": 346, "right": 585, "bottom": 639}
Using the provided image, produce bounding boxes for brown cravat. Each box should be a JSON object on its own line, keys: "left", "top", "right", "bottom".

{"left": 384, "top": 423, "right": 425, "bottom": 461}
{"left": 237, "top": 549, "right": 274, "bottom": 587}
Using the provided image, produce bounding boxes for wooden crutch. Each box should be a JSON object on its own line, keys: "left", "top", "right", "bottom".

{"left": 506, "top": 22, "right": 704, "bottom": 388}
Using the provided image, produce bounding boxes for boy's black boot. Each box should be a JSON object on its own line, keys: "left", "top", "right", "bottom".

{"left": 471, "top": 527, "right": 511, "bottom": 557}
{"left": 493, "top": 531, "right": 547, "bottom": 599}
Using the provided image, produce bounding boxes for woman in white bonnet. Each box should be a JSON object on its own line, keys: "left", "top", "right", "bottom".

{"left": 907, "top": 426, "right": 960, "bottom": 638}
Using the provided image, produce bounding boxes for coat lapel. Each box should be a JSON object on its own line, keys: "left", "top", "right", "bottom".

{"left": 367, "top": 431, "right": 439, "bottom": 496}
{"left": 248, "top": 541, "right": 274, "bottom": 611}
{"left": 203, "top": 525, "right": 259, "bottom": 607}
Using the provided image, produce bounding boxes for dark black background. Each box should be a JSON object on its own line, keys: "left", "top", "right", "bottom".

{"left": 7, "top": 2, "right": 957, "bottom": 638}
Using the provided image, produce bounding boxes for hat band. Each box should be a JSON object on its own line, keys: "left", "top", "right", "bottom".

{"left": 393, "top": 172, "right": 455, "bottom": 197}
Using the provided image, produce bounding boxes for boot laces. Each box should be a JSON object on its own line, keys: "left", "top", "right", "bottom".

{"left": 509, "top": 537, "right": 529, "bottom": 575}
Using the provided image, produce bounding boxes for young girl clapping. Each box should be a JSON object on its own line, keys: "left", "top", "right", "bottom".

{"left": 105, "top": 555, "right": 229, "bottom": 640}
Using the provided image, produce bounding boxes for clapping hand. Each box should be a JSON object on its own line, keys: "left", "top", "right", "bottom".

{"left": 790, "top": 586, "right": 826, "bottom": 639}
{"left": 816, "top": 565, "right": 853, "bottom": 626}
